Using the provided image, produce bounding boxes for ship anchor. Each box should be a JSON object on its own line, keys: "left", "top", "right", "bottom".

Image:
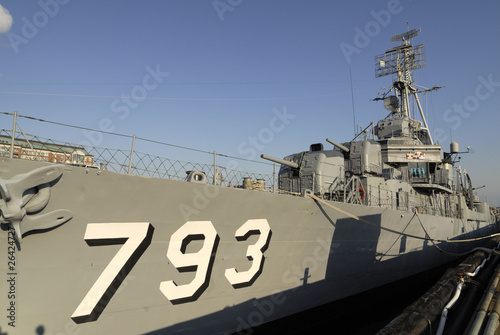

{"left": 0, "top": 165, "right": 73, "bottom": 241}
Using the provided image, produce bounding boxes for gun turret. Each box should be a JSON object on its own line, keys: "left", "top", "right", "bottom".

{"left": 260, "top": 154, "right": 299, "bottom": 169}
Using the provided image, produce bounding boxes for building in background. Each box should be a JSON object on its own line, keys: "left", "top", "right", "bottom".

{"left": 0, "top": 134, "right": 94, "bottom": 166}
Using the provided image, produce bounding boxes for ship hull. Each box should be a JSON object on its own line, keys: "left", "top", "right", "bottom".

{"left": 1, "top": 158, "right": 497, "bottom": 335}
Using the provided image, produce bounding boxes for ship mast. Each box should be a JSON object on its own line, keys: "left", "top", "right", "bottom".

{"left": 374, "top": 28, "right": 434, "bottom": 144}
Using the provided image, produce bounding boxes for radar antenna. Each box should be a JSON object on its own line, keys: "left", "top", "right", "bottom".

{"left": 373, "top": 26, "right": 434, "bottom": 145}
{"left": 383, "top": 95, "right": 400, "bottom": 114}
{"left": 390, "top": 28, "right": 420, "bottom": 43}
{"left": 374, "top": 28, "right": 425, "bottom": 81}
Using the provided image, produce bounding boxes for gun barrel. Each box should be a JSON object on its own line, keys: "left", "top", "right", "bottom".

{"left": 260, "top": 154, "right": 299, "bottom": 169}
{"left": 326, "top": 138, "right": 350, "bottom": 153}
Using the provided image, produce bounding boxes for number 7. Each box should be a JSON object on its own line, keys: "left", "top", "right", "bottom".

{"left": 72, "top": 222, "right": 154, "bottom": 324}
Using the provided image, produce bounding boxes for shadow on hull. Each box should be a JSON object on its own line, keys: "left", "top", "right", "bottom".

{"left": 142, "top": 210, "right": 495, "bottom": 335}
{"left": 142, "top": 257, "right": 464, "bottom": 335}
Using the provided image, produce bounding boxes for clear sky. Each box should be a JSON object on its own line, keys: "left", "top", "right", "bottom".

{"left": 0, "top": 0, "right": 499, "bottom": 204}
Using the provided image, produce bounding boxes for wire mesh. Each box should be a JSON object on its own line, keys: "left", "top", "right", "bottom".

{"left": 0, "top": 128, "right": 275, "bottom": 189}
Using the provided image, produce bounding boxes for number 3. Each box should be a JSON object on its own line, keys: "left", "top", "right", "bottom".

{"left": 225, "top": 219, "right": 272, "bottom": 288}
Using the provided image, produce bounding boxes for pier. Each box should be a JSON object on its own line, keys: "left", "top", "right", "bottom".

{"left": 378, "top": 237, "right": 500, "bottom": 335}
{"left": 245, "top": 237, "right": 500, "bottom": 335}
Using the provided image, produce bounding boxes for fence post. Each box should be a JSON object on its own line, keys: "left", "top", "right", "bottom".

{"left": 10, "top": 111, "right": 17, "bottom": 159}
{"left": 128, "top": 134, "right": 136, "bottom": 175}
{"left": 273, "top": 164, "right": 276, "bottom": 193}
{"left": 213, "top": 151, "right": 216, "bottom": 185}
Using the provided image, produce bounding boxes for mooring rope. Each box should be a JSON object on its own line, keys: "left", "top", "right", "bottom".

{"left": 307, "top": 193, "right": 500, "bottom": 256}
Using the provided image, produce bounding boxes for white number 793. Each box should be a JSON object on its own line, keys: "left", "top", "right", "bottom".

{"left": 72, "top": 219, "right": 271, "bottom": 324}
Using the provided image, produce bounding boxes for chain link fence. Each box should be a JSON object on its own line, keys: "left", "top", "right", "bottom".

{"left": 0, "top": 116, "right": 276, "bottom": 190}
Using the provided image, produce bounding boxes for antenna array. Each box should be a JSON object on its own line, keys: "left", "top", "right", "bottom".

{"left": 374, "top": 28, "right": 426, "bottom": 79}
{"left": 375, "top": 44, "right": 426, "bottom": 78}
{"left": 390, "top": 28, "right": 420, "bottom": 42}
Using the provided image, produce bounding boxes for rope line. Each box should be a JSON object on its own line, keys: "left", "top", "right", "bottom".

{"left": 0, "top": 112, "right": 272, "bottom": 165}
{"left": 0, "top": 90, "right": 348, "bottom": 101}
{"left": 307, "top": 193, "right": 500, "bottom": 249}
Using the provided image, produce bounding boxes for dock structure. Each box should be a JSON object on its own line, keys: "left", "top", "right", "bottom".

{"left": 377, "top": 237, "right": 500, "bottom": 335}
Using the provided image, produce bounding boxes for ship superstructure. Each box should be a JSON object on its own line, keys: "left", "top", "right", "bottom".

{"left": 262, "top": 28, "right": 490, "bottom": 225}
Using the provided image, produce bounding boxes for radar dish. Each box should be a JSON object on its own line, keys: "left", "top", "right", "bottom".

{"left": 383, "top": 96, "right": 400, "bottom": 112}
{"left": 391, "top": 28, "right": 420, "bottom": 43}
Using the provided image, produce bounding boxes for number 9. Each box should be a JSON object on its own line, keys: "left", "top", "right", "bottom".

{"left": 160, "top": 221, "right": 219, "bottom": 304}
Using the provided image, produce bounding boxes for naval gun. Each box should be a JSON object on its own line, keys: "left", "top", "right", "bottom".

{"left": 326, "top": 138, "right": 350, "bottom": 154}
{"left": 261, "top": 148, "right": 345, "bottom": 197}
{"left": 260, "top": 154, "right": 299, "bottom": 169}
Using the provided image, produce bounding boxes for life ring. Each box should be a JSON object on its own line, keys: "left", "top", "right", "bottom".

{"left": 358, "top": 188, "right": 365, "bottom": 200}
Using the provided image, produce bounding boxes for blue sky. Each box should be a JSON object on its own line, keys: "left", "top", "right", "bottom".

{"left": 0, "top": 1, "right": 499, "bottom": 204}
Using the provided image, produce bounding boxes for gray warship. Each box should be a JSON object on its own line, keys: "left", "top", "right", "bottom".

{"left": 1, "top": 28, "right": 499, "bottom": 335}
